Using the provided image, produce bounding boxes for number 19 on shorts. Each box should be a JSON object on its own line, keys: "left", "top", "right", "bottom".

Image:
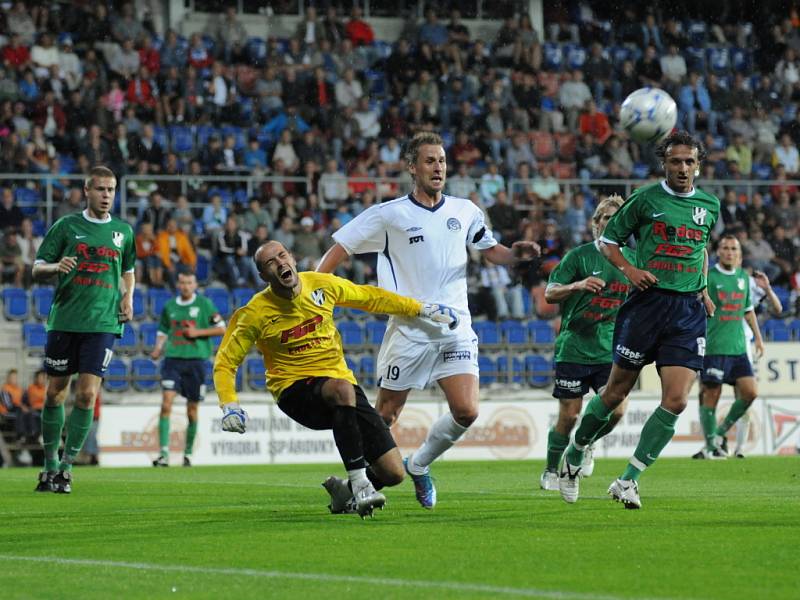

{"left": 385, "top": 365, "right": 400, "bottom": 381}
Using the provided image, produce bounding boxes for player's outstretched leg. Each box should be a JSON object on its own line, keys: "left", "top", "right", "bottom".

{"left": 36, "top": 403, "right": 65, "bottom": 492}
{"left": 543, "top": 428, "right": 569, "bottom": 490}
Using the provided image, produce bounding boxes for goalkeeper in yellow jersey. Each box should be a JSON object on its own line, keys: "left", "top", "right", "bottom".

{"left": 213, "top": 241, "right": 459, "bottom": 518}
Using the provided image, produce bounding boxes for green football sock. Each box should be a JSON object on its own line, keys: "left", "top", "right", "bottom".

{"left": 546, "top": 429, "right": 570, "bottom": 471}
{"left": 41, "top": 404, "right": 65, "bottom": 472}
{"left": 159, "top": 416, "right": 170, "bottom": 457}
{"left": 185, "top": 420, "right": 198, "bottom": 457}
{"left": 622, "top": 406, "right": 679, "bottom": 481}
{"left": 59, "top": 406, "right": 94, "bottom": 472}
{"left": 565, "top": 394, "right": 612, "bottom": 466}
{"left": 593, "top": 415, "right": 617, "bottom": 443}
{"left": 717, "top": 398, "right": 750, "bottom": 435}
{"left": 699, "top": 405, "right": 718, "bottom": 451}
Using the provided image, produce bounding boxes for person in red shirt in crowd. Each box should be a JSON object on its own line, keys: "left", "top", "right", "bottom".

{"left": 138, "top": 34, "right": 161, "bottom": 76}
{"left": 579, "top": 99, "right": 611, "bottom": 144}
{"left": 768, "top": 164, "right": 799, "bottom": 199}
{"left": 127, "top": 65, "right": 162, "bottom": 123}
{"left": 345, "top": 5, "right": 374, "bottom": 47}
{"left": 188, "top": 32, "right": 213, "bottom": 71}
{"left": 2, "top": 34, "right": 31, "bottom": 72}
{"left": 451, "top": 130, "right": 482, "bottom": 167}
{"left": 32, "top": 90, "right": 66, "bottom": 133}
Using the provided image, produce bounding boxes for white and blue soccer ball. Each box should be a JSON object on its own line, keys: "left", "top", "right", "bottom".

{"left": 619, "top": 87, "right": 677, "bottom": 144}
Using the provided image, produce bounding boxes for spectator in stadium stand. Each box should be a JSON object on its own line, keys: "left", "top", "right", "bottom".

{"left": 321, "top": 5, "right": 346, "bottom": 46}
{"left": 447, "top": 162, "right": 477, "bottom": 199}
{"left": 770, "top": 189, "right": 800, "bottom": 231}
{"left": 334, "top": 67, "right": 363, "bottom": 110}
{"left": 0, "top": 68, "right": 19, "bottom": 102}
{"left": 272, "top": 129, "right": 299, "bottom": 174}
{"left": 419, "top": 8, "right": 449, "bottom": 49}
{"left": 678, "top": 72, "right": 715, "bottom": 136}
{"left": 3, "top": 33, "right": 31, "bottom": 73}
{"left": 772, "top": 133, "right": 800, "bottom": 176}
{"left": 295, "top": 129, "right": 326, "bottom": 170}
{"left": 720, "top": 189, "right": 748, "bottom": 231}
{"left": 0, "top": 187, "right": 24, "bottom": 230}
{"left": 240, "top": 197, "right": 273, "bottom": 235}
{"left": 157, "top": 217, "right": 197, "bottom": 288}
{"left": 218, "top": 133, "right": 244, "bottom": 173}
{"left": 0, "top": 368, "right": 23, "bottom": 436}
{"left": 353, "top": 96, "right": 381, "bottom": 140}
{"left": 272, "top": 216, "right": 296, "bottom": 251}
{"left": 530, "top": 162, "right": 561, "bottom": 207}
{"left": 385, "top": 38, "right": 415, "bottom": 100}
{"left": 559, "top": 70, "right": 592, "bottom": 132}
{"left": 22, "top": 369, "right": 46, "bottom": 442}
{"left": 215, "top": 214, "right": 250, "bottom": 288}
{"left": 108, "top": 37, "right": 140, "bottom": 82}
{"left": 751, "top": 105, "right": 780, "bottom": 165}
{"left": 6, "top": 2, "right": 35, "bottom": 46}
{"left": 604, "top": 136, "right": 634, "bottom": 177}
{"left": 636, "top": 45, "right": 663, "bottom": 88}
{"left": 487, "top": 189, "right": 519, "bottom": 243}
{"left": 30, "top": 33, "right": 59, "bottom": 80}
{"left": 18, "top": 217, "right": 42, "bottom": 286}
{"left": 135, "top": 221, "right": 164, "bottom": 287}
{"left": 579, "top": 100, "right": 611, "bottom": 145}
{"left": 208, "top": 6, "right": 248, "bottom": 64}
{"left": 304, "top": 66, "right": 334, "bottom": 128}
{"left": 126, "top": 65, "right": 161, "bottom": 124}
{"left": 0, "top": 226, "right": 23, "bottom": 286}
{"left": 244, "top": 136, "right": 268, "bottom": 173}
{"left": 160, "top": 29, "right": 188, "bottom": 71}
{"left": 769, "top": 224, "right": 797, "bottom": 284}
{"left": 293, "top": 216, "right": 324, "bottom": 270}
{"left": 345, "top": 5, "right": 374, "bottom": 48}
{"left": 479, "top": 160, "right": 505, "bottom": 207}
{"left": 141, "top": 191, "right": 172, "bottom": 232}
{"left": 446, "top": 9, "right": 471, "bottom": 48}
{"left": 112, "top": 2, "right": 146, "bottom": 45}
{"left": 743, "top": 226, "right": 781, "bottom": 282}
{"left": 187, "top": 32, "right": 213, "bottom": 72}
{"left": 725, "top": 133, "right": 754, "bottom": 177}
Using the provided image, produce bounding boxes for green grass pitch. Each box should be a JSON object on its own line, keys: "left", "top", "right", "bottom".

{"left": 1, "top": 457, "right": 798, "bottom": 599}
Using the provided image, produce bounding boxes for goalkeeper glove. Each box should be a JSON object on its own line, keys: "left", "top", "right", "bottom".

{"left": 420, "top": 303, "right": 459, "bottom": 330}
{"left": 221, "top": 403, "right": 248, "bottom": 434}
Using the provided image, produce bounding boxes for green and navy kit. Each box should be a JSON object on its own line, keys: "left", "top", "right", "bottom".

{"left": 548, "top": 243, "right": 634, "bottom": 364}
{"left": 705, "top": 264, "right": 752, "bottom": 356}
{"left": 35, "top": 210, "right": 136, "bottom": 335}
{"left": 600, "top": 181, "right": 720, "bottom": 293}
{"left": 157, "top": 294, "right": 223, "bottom": 360}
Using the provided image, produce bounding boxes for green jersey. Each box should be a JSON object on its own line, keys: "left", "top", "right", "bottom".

{"left": 548, "top": 243, "right": 633, "bottom": 364}
{"left": 35, "top": 210, "right": 136, "bottom": 335}
{"left": 706, "top": 264, "right": 752, "bottom": 356}
{"left": 158, "top": 294, "right": 223, "bottom": 360}
{"left": 601, "top": 181, "right": 719, "bottom": 293}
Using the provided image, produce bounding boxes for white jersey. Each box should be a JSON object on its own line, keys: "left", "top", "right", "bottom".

{"left": 744, "top": 275, "right": 765, "bottom": 343}
{"left": 333, "top": 193, "right": 497, "bottom": 342}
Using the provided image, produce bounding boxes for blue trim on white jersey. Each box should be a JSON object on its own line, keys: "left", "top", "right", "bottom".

{"left": 382, "top": 231, "right": 398, "bottom": 290}
{"left": 408, "top": 192, "right": 446, "bottom": 213}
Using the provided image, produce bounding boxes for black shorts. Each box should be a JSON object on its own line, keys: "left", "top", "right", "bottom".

{"left": 161, "top": 357, "right": 206, "bottom": 402}
{"left": 701, "top": 354, "right": 754, "bottom": 386}
{"left": 552, "top": 362, "right": 612, "bottom": 399}
{"left": 613, "top": 288, "right": 707, "bottom": 372}
{"left": 44, "top": 331, "right": 117, "bottom": 377}
{"left": 278, "top": 377, "right": 396, "bottom": 464}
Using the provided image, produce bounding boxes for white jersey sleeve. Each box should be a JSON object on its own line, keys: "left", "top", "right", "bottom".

{"left": 466, "top": 204, "right": 498, "bottom": 251}
{"left": 332, "top": 204, "right": 386, "bottom": 254}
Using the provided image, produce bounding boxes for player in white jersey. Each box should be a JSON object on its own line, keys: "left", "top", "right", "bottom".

{"left": 317, "top": 131, "right": 540, "bottom": 508}
{"left": 734, "top": 268, "right": 782, "bottom": 457}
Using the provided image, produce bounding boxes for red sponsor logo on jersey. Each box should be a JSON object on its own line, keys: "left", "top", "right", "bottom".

{"left": 652, "top": 221, "right": 704, "bottom": 242}
{"left": 280, "top": 315, "right": 324, "bottom": 343}
{"left": 590, "top": 296, "right": 622, "bottom": 309}
{"left": 607, "top": 281, "right": 631, "bottom": 294}
{"left": 75, "top": 242, "right": 120, "bottom": 261}
{"left": 654, "top": 242, "right": 693, "bottom": 257}
{"left": 77, "top": 261, "right": 110, "bottom": 273}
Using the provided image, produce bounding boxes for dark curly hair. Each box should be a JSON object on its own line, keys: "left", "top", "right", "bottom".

{"left": 654, "top": 130, "right": 707, "bottom": 163}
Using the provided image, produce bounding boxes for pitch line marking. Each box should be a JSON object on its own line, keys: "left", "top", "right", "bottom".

{"left": 0, "top": 555, "right": 701, "bottom": 600}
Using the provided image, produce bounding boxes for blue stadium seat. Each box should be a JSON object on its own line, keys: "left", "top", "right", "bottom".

{"left": 22, "top": 322, "right": 46, "bottom": 352}
{"left": 772, "top": 286, "right": 791, "bottom": 311}
{"left": 233, "top": 188, "right": 249, "bottom": 205}
{"left": 525, "top": 354, "right": 552, "bottom": 387}
{"left": 687, "top": 21, "right": 708, "bottom": 45}
{"left": 609, "top": 45, "right": 632, "bottom": 67}
{"left": 221, "top": 125, "right": 247, "bottom": 150}
{"left": 473, "top": 321, "right": 500, "bottom": 345}
{"left": 246, "top": 356, "right": 266, "bottom": 390}
{"left": 31, "top": 286, "right": 54, "bottom": 320}
{"left": 789, "top": 319, "right": 800, "bottom": 340}
{"left": 117, "top": 323, "right": 139, "bottom": 354}
{"left": 169, "top": 125, "right": 194, "bottom": 154}
{"left": 565, "top": 44, "right": 587, "bottom": 69}
{"left": 196, "top": 254, "right": 211, "bottom": 285}
{"left": 132, "top": 288, "right": 146, "bottom": 320}
{"left": 765, "top": 319, "right": 790, "bottom": 342}
{"left": 246, "top": 37, "right": 267, "bottom": 65}
{"left": 103, "top": 358, "right": 130, "bottom": 392}
{"left": 497, "top": 355, "right": 525, "bottom": 384}
{"left": 232, "top": 287, "right": 254, "bottom": 309}
{"left": 338, "top": 320, "right": 364, "bottom": 345}
{"left": 730, "top": 47, "right": 752, "bottom": 72}
{"left": 500, "top": 320, "right": 528, "bottom": 344}
{"left": 528, "top": 320, "right": 555, "bottom": 344}
{"left": 32, "top": 219, "right": 46, "bottom": 236}
{"left": 478, "top": 355, "right": 497, "bottom": 385}
{"left": 359, "top": 355, "right": 376, "bottom": 386}
{"left": 152, "top": 126, "right": 169, "bottom": 150}
{"left": 204, "top": 359, "right": 242, "bottom": 391}
{"left": 196, "top": 125, "right": 220, "bottom": 147}
{"left": 14, "top": 187, "right": 41, "bottom": 215}
{"left": 683, "top": 46, "right": 707, "bottom": 73}
{"left": 139, "top": 322, "right": 160, "bottom": 349}
{"left": 205, "top": 286, "right": 232, "bottom": 317}
{"left": 543, "top": 42, "right": 564, "bottom": 70}
{"left": 131, "top": 358, "right": 160, "bottom": 392}
{"left": 706, "top": 46, "right": 731, "bottom": 74}
{"left": 365, "top": 319, "right": 387, "bottom": 344}
{"left": 345, "top": 355, "right": 357, "bottom": 376}
{"left": 2, "top": 287, "right": 29, "bottom": 320}
{"left": 148, "top": 288, "right": 172, "bottom": 319}
{"left": 521, "top": 287, "right": 532, "bottom": 315}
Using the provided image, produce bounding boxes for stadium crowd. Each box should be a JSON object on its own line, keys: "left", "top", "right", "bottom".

{"left": 0, "top": 2, "right": 797, "bottom": 319}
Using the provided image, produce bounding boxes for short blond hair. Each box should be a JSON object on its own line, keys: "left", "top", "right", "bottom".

{"left": 84, "top": 165, "right": 116, "bottom": 189}
{"left": 591, "top": 194, "right": 624, "bottom": 239}
{"left": 404, "top": 131, "right": 444, "bottom": 166}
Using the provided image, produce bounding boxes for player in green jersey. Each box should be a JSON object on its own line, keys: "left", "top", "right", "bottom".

{"left": 150, "top": 271, "right": 226, "bottom": 467}
{"left": 33, "top": 166, "right": 136, "bottom": 493}
{"left": 539, "top": 195, "right": 633, "bottom": 491}
{"left": 559, "top": 131, "right": 720, "bottom": 509}
{"left": 692, "top": 234, "right": 764, "bottom": 459}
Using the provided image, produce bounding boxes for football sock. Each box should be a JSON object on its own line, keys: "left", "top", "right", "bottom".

{"left": 347, "top": 467, "right": 370, "bottom": 491}
{"left": 699, "top": 405, "right": 717, "bottom": 451}
{"left": 717, "top": 398, "right": 751, "bottom": 435}
{"left": 158, "top": 416, "right": 170, "bottom": 457}
{"left": 546, "top": 429, "right": 569, "bottom": 471}
{"left": 593, "top": 414, "right": 618, "bottom": 442}
{"left": 185, "top": 420, "right": 197, "bottom": 457}
{"left": 622, "top": 406, "right": 679, "bottom": 481}
{"left": 735, "top": 411, "right": 749, "bottom": 452}
{"left": 366, "top": 466, "right": 385, "bottom": 491}
{"left": 41, "top": 404, "right": 65, "bottom": 472}
{"left": 331, "top": 405, "right": 366, "bottom": 471}
{"left": 59, "top": 406, "right": 94, "bottom": 472}
{"left": 411, "top": 412, "right": 468, "bottom": 471}
{"left": 566, "top": 394, "right": 612, "bottom": 466}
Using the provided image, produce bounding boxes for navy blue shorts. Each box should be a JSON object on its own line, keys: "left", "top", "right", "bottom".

{"left": 278, "top": 377, "right": 396, "bottom": 464}
{"left": 161, "top": 357, "right": 207, "bottom": 402}
{"left": 44, "top": 331, "right": 117, "bottom": 377}
{"left": 552, "top": 362, "right": 612, "bottom": 399}
{"left": 701, "top": 354, "right": 754, "bottom": 386}
{"left": 613, "top": 288, "right": 707, "bottom": 372}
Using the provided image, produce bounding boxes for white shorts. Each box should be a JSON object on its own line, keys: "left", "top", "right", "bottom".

{"left": 375, "top": 325, "right": 479, "bottom": 390}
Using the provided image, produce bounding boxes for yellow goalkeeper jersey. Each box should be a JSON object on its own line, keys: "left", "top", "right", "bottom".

{"left": 213, "top": 271, "right": 422, "bottom": 404}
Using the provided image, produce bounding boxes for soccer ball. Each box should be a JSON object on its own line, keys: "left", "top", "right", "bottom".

{"left": 619, "top": 87, "right": 677, "bottom": 144}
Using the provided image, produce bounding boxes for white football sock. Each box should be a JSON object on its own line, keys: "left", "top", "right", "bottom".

{"left": 347, "top": 468, "right": 369, "bottom": 491}
{"left": 410, "top": 412, "right": 468, "bottom": 472}
{"left": 735, "top": 412, "right": 749, "bottom": 452}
